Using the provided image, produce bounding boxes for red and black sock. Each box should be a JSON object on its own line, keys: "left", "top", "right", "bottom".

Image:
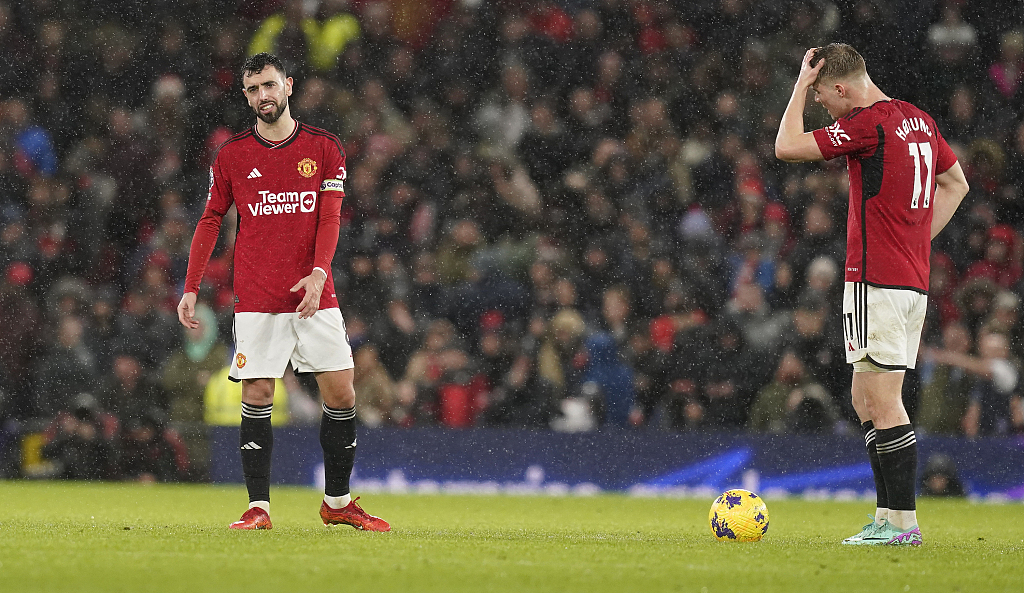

{"left": 240, "top": 402, "right": 274, "bottom": 503}
{"left": 321, "top": 403, "right": 357, "bottom": 497}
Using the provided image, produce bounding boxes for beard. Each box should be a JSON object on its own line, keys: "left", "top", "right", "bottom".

{"left": 255, "top": 97, "right": 287, "bottom": 123}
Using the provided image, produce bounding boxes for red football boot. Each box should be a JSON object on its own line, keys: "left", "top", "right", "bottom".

{"left": 229, "top": 507, "right": 273, "bottom": 530}
{"left": 320, "top": 497, "right": 391, "bottom": 532}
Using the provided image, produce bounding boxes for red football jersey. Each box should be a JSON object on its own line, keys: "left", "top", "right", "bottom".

{"left": 812, "top": 99, "right": 957, "bottom": 293}
{"left": 184, "top": 122, "right": 346, "bottom": 313}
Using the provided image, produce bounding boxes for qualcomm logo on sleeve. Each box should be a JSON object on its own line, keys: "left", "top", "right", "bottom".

{"left": 248, "top": 190, "right": 317, "bottom": 216}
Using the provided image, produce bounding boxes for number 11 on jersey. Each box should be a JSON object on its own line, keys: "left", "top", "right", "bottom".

{"left": 909, "top": 142, "right": 933, "bottom": 209}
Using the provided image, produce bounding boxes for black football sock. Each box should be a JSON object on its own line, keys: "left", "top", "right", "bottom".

{"left": 862, "top": 421, "right": 888, "bottom": 510}
{"left": 320, "top": 403, "right": 357, "bottom": 497}
{"left": 875, "top": 424, "right": 918, "bottom": 511}
{"left": 240, "top": 402, "right": 274, "bottom": 503}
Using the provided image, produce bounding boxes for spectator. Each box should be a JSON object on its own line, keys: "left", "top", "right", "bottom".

{"left": 700, "top": 318, "right": 774, "bottom": 429}
{"left": 159, "top": 303, "right": 227, "bottom": 480}
{"left": 371, "top": 298, "right": 421, "bottom": 379}
{"left": 919, "top": 453, "right": 966, "bottom": 497}
{"left": 917, "top": 322, "right": 974, "bottom": 435}
{"left": 483, "top": 351, "right": 556, "bottom": 428}
{"left": 963, "top": 224, "right": 1022, "bottom": 289}
{"left": 780, "top": 292, "right": 848, "bottom": 418}
{"left": 32, "top": 314, "right": 98, "bottom": 418}
{"left": 786, "top": 202, "right": 844, "bottom": 291}
{"left": 727, "top": 231, "right": 775, "bottom": 299}
{"left": 537, "top": 308, "right": 588, "bottom": 402}
{"left": 724, "top": 282, "right": 788, "bottom": 354}
{"left": 924, "top": 330, "right": 1021, "bottom": 436}
{"left": 118, "top": 408, "right": 189, "bottom": 483}
{"left": 41, "top": 393, "right": 118, "bottom": 480}
{"left": 582, "top": 332, "right": 636, "bottom": 427}
{"left": 399, "top": 318, "right": 471, "bottom": 424}
{"left": 0, "top": 262, "right": 42, "bottom": 412}
{"left": 475, "top": 63, "right": 532, "bottom": 159}
{"left": 4, "top": 98, "right": 57, "bottom": 178}
{"left": 475, "top": 319, "right": 516, "bottom": 398}
{"left": 988, "top": 30, "right": 1024, "bottom": 105}
{"left": 748, "top": 348, "right": 839, "bottom": 434}
{"left": 97, "top": 350, "right": 167, "bottom": 423}
{"left": 248, "top": 0, "right": 361, "bottom": 77}
{"left": 351, "top": 344, "right": 398, "bottom": 427}
{"left": 518, "top": 98, "right": 571, "bottom": 191}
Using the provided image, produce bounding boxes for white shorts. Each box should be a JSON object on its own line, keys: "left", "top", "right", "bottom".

{"left": 230, "top": 308, "right": 354, "bottom": 381}
{"left": 842, "top": 282, "right": 927, "bottom": 372}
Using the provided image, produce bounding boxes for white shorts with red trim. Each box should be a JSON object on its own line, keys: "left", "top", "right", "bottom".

{"left": 230, "top": 308, "right": 354, "bottom": 380}
{"left": 842, "top": 282, "right": 927, "bottom": 371}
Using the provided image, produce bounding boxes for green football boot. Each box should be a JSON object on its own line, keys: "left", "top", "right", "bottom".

{"left": 841, "top": 515, "right": 884, "bottom": 545}
{"left": 843, "top": 518, "right": 922, "bottom": 546}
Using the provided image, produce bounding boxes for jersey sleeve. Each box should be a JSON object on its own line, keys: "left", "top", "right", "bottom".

{"left": 812, "top": 112, "right": 879, "bottom": 161}
{"left": 183, "top": 160, "right": 232, "bottom": 294}
{"left": 313, "top": 139, "right": 346, "bottom": 272}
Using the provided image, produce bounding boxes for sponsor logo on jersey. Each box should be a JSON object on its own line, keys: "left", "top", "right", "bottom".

{"left": 236, "top": 353, "right": 247, "bottom": 368}
{"left": 297, "top": 158, "right": 317, "bottom": 178}
{"left": 826, "top": 121, "right": 851, "bottom": 146}
{"left": 320, "top": 179, "right": 344, "bottom": 192}
{"left": 247, "top": 190, "right": 318, "bottom": 215}
{"left": 247, "top": 168, "right": 263, "bottom": 179}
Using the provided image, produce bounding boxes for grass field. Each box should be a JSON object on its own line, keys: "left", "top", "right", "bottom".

{"left": 1, "top": 481, "right": 1022, "bottom": 592}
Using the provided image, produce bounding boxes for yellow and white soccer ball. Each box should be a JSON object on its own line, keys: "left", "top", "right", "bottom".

{"left": 708, "top": 489, "right": 769, "bottom": 542}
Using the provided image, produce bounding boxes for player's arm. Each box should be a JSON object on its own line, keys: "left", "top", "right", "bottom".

{"left": 178, "top": 208, "right": 225, "bottom": 328}
{"left": 291, "top": 150, "right": 346, "bottom": 318}
{"left": 775, "top": 48, "right": 825, "bottom": 163}
{"left": 931, "top": 160, "right": 969, "bottom": 239}
{"left": 179, "top": 162, "right": 231, "bottom": 329}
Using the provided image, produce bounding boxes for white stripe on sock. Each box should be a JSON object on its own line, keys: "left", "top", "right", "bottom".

{"left": 875, "top": 432, "right": 916, "bottom": 454}
{"left": 322, "top": 403, "right": 356, "bottom": 421}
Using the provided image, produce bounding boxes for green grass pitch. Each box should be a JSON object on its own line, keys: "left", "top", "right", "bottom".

{"left": 1, "top": 481, "right": 1022, "bottom": 592}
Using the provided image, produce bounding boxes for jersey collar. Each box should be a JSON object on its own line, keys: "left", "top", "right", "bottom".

{"left": 253, "top": 120, "right": 300, "bottom": 149}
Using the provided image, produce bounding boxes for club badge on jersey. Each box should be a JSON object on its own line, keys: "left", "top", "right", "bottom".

{"left": 297, "top": 158, "right": 317, "bottom": 178}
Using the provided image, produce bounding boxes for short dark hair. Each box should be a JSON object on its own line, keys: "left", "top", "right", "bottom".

{"left": 811, "top": 43, "right": 867, "bottom": 85}
{"left": 241, "top": 53, "right": 287, "bottom": 81}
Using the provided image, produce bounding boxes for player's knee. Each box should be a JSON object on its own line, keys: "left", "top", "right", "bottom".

{"left": 241, "top": 379, "right": 275, "bottom": 405}
{"left": 322, "top": 382, "right": 356, "bottom": 409}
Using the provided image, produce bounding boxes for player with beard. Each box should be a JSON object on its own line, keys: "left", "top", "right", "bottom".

{"left": 177, "top": 53, "right": 389, "bottom": 531}
{"left": 776, "top": 44, "right": 969, "bottom": 545}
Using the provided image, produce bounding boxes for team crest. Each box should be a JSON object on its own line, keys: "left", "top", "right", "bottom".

{"left": 297, "top": 158, "right": 317, "bottom": 178}
{"left": 236, "top": 353, "right": 247, "bottom": 368}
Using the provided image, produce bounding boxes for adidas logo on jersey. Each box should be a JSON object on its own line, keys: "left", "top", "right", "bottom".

{"left": 241, "top": 441, "right": 263, "bottom": 450}
{"left": 247, "top": 168, "right": 263, "bottom": 179}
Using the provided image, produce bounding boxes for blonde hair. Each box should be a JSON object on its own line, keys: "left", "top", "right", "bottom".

{"left": 812, "top": 43, "right": 867, "bottom": 84}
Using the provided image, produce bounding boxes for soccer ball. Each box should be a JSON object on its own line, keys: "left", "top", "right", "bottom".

{"left": 708, "top": 489, "right": 769, "bottom": 542}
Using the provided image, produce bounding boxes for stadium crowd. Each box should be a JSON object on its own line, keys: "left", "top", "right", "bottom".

{"left": 1, "top": 0, "right": 1023, "bottom": 480}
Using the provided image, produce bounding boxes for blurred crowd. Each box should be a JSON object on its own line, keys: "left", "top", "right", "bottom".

{"left": 1, "top": 0, "right": 1024, "bottom": 480}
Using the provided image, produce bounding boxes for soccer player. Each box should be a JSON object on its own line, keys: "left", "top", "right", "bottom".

{"left": 177, "top": 53, "right": 389, "bottom": 532}
{"left": 775, "top": 44, "right": 969, "bottom": 545}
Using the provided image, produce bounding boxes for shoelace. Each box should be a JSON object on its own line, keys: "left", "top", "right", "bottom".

{"left": 348, "top": 497, "right": 370, "bottom": 517}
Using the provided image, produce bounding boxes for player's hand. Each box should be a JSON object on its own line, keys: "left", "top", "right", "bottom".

{"left": 291, "top": 268, "right": 327, "bottom": 319}
{"left": 177, "top": 292, "right": 199, "bottom": 329}
{"left": 796, "top": 47, "right": 824, "bottom": 89}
